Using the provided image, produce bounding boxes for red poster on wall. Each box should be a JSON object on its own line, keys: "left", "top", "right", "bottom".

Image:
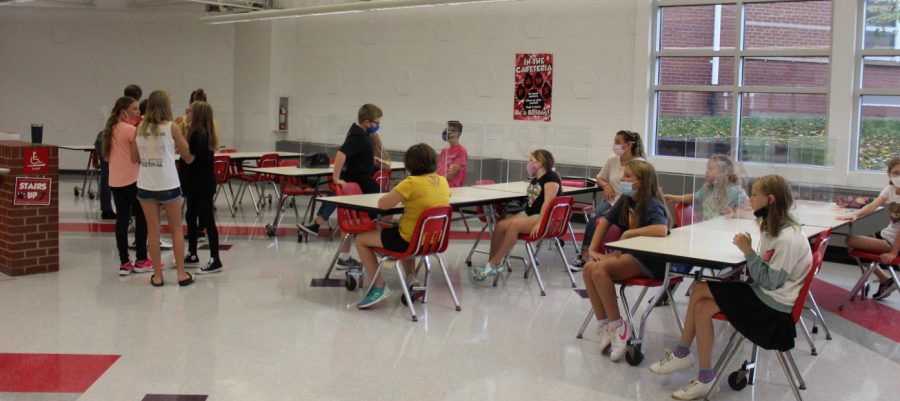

{"left": 22, "top": 147, "right": 50, "bottom": 174}
{"left": 14, "top": 177, "right": 52, "bottom": 206}
{"left": 514, "top": 53, "right": 553, "bottom": 122}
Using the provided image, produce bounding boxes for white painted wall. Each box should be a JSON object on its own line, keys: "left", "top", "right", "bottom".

{"left": 0, "top": 6, "right": 236, "bottom": 170}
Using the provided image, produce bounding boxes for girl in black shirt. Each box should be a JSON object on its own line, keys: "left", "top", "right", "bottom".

{"left": 182, "top": 101, "right": 222, "bottom": 274}
{"left": 472, "top": 149, "right": 561, "bottom": 281}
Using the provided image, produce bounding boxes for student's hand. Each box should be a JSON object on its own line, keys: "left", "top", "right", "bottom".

{"left": 732, "top": 232, "right": 753, "bottom": 255}
{"left": 588, "top": 249, "right": 604, "bottom": 261}
{"left": 880, "top": 252, "right": 898, "bottom": 265}
{"left": 603, "top": 186, "right": 616, "bottom": 202}
{"left": 530, "top": 223, "right": 541, "bottom": 238}
{"left": 334, "top": 179, "right": 346, "bottom": 186}
{"left": 663, "top": 194, "right": 676, "bottom": 203}
{"left": 836, "top": 214, "right": 857, "bottom": 221}
{"left": 620, "top": 229, "right": 634, "bottom": 240}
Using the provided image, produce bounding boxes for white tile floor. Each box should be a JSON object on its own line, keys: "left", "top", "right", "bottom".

{"left": 1, "top": 175, "right": 898, "bottom": 401}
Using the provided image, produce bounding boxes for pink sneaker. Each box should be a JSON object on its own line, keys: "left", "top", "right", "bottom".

{"left": 133, "top": 259, "right": 154, "bottom": 273}
{"left": 118, "top": 261, "right": 133, "bottom": 276}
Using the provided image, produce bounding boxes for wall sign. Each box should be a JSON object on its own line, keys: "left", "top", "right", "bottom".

{"left": 514, "top": 53, "right": 553, "bottom": 122}
{"left": 22, "top": 147, "right": 50, "bottom": 174}
{"left": 14, "top": 177, "right": 52, "bottom": 206}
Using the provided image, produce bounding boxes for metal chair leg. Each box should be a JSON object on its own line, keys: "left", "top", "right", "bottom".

{"left": 436, "top": 255, "right": 461, "bottom": 312}
{"left": 396, "top": 262, "right": 417, "bottom": 321}
{"left": 785, "top": 350, "right": 807, "bottom": 390}
{"left": 577, "top": 308, "right": 593, "bottom": 339}
{"left": 555, "top": 237, "right": 577, "bottom": 287}
{"left": 525, "top": 242, "right": 546, "bottom": 296}
{"left": 806, "top": 292, "right": 832, "bottom": 340}
{"left": 775, "top": 352, "right": 805, "bottom": 401}
{"left": 798, "top": 316, "right": 817, "bottom": 356}
{"left": 839, "top": 260, "right": 879, "bottom": 310}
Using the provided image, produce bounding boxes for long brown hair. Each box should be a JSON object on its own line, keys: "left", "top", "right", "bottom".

{"left": 371, "top": 132, "right": 390, "bottom": 165}
{"left": 617, "top": 130, "right": 645, "bottom": 158}
{"left": 753, "top": 175, "right": 798, "bottom": 238}
{"left": 189, "top": 101, "right": 218, "bottom": 151}
{"left": 101, "top": 96, "right": 137, "bottom": 160}
{"left": 137, "top": 90, "right": 173, "bottom": 138}
{"left": 705, "top": 154, "right": 743, "bottom": 209}
{"left": 619, "top": 159, "right": 671, "bottom": 230}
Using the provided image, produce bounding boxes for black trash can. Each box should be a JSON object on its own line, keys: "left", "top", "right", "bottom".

{"left": 31, "top": 124, "right": 43, "bottom": 144}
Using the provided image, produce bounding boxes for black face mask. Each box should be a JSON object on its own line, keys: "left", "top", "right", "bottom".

{"left": 753, "top": 205, "right": 769, "bottom": 218}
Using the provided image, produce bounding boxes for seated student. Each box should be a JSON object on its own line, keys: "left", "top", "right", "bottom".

{"left": 664, "top": 154, "right": 751, "bottom": 222}
{"left": 649, "top": 175, "right": 812, "bottom": 400}
{"left": 354, "top": 143, "right": 451, "bottom": 309}
{"left": 437, "top": 120, "right": 468, "bottom": 188}
{"left": 471, "top": 149, "right": 561, "bottom": 280}
{"left": 582, "top": 159, "right": 670, "bottom": 362}
{"left": 838, "top": 156, "right": 900, "bottom": 300}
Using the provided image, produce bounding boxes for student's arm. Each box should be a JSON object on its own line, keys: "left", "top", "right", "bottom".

{"left": 621, "top": 200, "right": 669, "bottom": 239}
{"left": 332, "top": 151, "right": 346, "bottom": 185}
{"left": 838, "top": 194, "right": 887, "bottom": 221}
{"left": 588, "top": 217, "right": 613, "bottom": 260}
{"left": 377, "top": 189, "right": 405, "bottom": 210}
{"left": 734, "top": 232, "right": 791, "bottom": 290}
{"left": 663, "top": 194, "right": 693, "bottom": 204}
{"left": 130, "top": 141, "right": 140, "bottom": 164}
{"left": 172, "top": 123, "right": 194, "bottom": 164}
{"left": 531, "top": 181, "right": 560, "bottom": 237}
{"left": 445, "top": 163, "right": 461, "bottom": 181}
{"left": 620, "top": 224, "right": 668, "bottom": 239}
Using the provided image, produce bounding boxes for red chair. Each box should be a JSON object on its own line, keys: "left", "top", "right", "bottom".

{"left": 213, "top": 155, "right": 236, "bottom": 216}
{"left": 217, "top": 148, "right": 238, "bottom": 154}
{"left": 363, "top": 205, "right": 460, "bottom": 321}
{"left": 561, "top": 178, "right": 595, "bottom": 258}
{"left": 674, "top": 202, "right": 694, "bottom": 227}
{"left": 706, "top": 236, "right": 826, "bottom": 400}
{"left": 319, "top": 182, "right": 377, "bottom": 289}
{"left": 575, "top": 223, "right": 685, "bottom": 367}
{"left": 799, "top": 228, "right": 833, "bottom": 353}
{"left": 492, "top": 196, "right": 577, "bottom": 295}
{"left": 373, "top": 168, "right": 392, "bottom": 192}
{"left": 234, "top": 153, "right": 280, "bottom": 214}
{"left": 275, "top": 159, "right": 316, "bottom": 222}
{"left": 77, "top": 150, "right": 103, "bottom": 199}
{"left": 839, "top": 250, "right": 900, "bottom": 310}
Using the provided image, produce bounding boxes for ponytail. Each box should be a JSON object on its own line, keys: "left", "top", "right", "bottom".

{"left": 102, "top": 96, "right": 136, "bottom": 160}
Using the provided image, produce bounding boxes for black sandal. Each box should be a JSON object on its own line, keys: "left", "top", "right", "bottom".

{"left": 178, "top": 272, "right": 194, "bottom": 287}
{"left": 150, "top": 274, "right": 164, "bottom": 287}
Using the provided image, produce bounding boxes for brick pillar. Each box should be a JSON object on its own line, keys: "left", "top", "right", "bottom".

{"left": 0, "top": 141, "right": 59, "bottom": 276}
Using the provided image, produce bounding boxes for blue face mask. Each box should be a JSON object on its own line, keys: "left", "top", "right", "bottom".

{"left": 366, "top": 123, "right": 380, "bottom": 134}
{"left": 621, "top": 181, "right": 635, "bottom": 197}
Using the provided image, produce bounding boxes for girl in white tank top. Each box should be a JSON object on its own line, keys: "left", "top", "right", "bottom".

{"left": 136, "top": 121, "right": 181, "bottom": 191}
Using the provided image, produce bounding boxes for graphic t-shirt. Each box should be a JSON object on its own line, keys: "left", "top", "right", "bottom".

{"left": 525, "top": 170, "right": 562, "bottom": 216}
{"left": 879, "top": 185, "right": 900, "bottom": 245}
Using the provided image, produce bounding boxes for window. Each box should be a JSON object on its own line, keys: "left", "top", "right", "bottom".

{"left": 652, "top": 1, "right": 833, "bottom": 166}
{"left": 857, "top": 0, "right": 900, "bottom": 171}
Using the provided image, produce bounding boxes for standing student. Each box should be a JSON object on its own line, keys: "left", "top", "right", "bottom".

{"left": 101, "top": 96, "right": 150, "bottom": 276}
{"left": 838, "top": 156, "right": 900, "bottom": 300}
{"left": 471, "top": 149, "right": 561, "bottom": 281}
{"left": 182, "top": 102, "right": 223, "bottom": 274}
{"left": 581, "top": 159, "right": 670, "bottom": 362}
{"left": 354, "top": 143, "right": 451, "bottom": 308}
{"left": 437, "top": 120, "right": 468, "bottom": 188}
{"left": 649, "top": 175, "right": 812, "bottom": 400}
{"left": 132, "top": 90, "right": 194, "bottom": 287}
{"left": 300, "top": 104, "right": 384, "bottom": 268}
{"left": 573, "top": 130, "right": 646, "bottom": 270}
{"left": 97, "top": 85, "right": 144, "bottom": 220}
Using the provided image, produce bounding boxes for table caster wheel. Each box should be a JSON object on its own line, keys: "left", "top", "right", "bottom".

{"left": 728, "top": 370, "right": 749, "bottom": 391}
{"left": 265, "top": 225, "right": 276, "bottom": 237}
{"left": 345, "top": 275, "right": 358, "bottom": 291}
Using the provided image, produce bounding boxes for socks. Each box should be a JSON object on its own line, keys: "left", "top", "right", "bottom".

{"left": 339, "top": 252, "right": 351, "bottom": 260}
{"left": 597, "top": 318, "right": 609, "bottom": 328}
{"left": 607, "top": 318, "right": 624, "bottom": 330}
{"left": 698, "top": 368, "right": 716, "bottom": 384}
{"left": 674, "top": 343, "right": 691, "bottom": 358}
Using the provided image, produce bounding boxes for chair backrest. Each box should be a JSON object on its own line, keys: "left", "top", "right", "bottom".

{"left": 213, "top": 155, "right": 231, "bottom": 184}
{"left": 405, "top": 205, "right": 453, "bottom": 256}
{"left": 255, "top": 153, "right": 280, "bottom": 181}
{"left": 279, "top": 159, "right": 299, "bottom": 167}
{"left": 561, "top": 179, "right": 587, "bottom": 188}
{"left": 674, "top": 202, "right": 694, "bottom": 227}
{"left": 276, "top": 159, "right": 301, "bottom": 186}
{"left": 334, "top": 182, "right": 375, "bottom": 231}
{"left": 792, "top": 250, "right": 823, "bottom": 324}
{"left": 599, "top": 219, "right": 623, "bottom": 254}
{"left": 89, "top": 150, "right": 101, "bottom": 169}
{"left": 373, "top": 169, "right": 392, "bottom": 192}
{"left": 809, "top": 227, "right": 832, "bottom": 264}
{"left": 531, "top": 196, "right": 574, "bottom": 240}
{"left": 218, "top": 148, "right": 238, "bottom": 154}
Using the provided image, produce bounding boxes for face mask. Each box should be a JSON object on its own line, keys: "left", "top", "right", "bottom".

{"left": 526, "top": 161, "right": 538, "bottom": 177}
{"left": 613, "top": 144, "right": 625, "bottom": 157}
{"left": 892, "top": 176, "right": 900, "bottom": 188}
{"left": 366, "top": 123, "right": 379, "bottom": 134}
{"left": 753, "top": 205, "right": 769, "bottom": 218}
{"left": 621, "top": 181, "right": 635, "bottom": 197}
{"left": 442, "top": 129, "right": 449, "bottom": 142}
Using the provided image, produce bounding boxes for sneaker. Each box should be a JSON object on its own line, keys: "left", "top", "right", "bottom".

{"left": 596, "top": 324, "right": 611, "bottom": 354}
{"left": 336, "top": 256, "right": 362, "bottom": 270}
{"left": 159, "top": 240, "right": 172, "bottom": 250}
{"left": 132, "top": 259, "right": 154, "bottom": 273}
{"left": 356, "top": 285, "right": 393, "bottom": 309}
{"left": 118, "top": 261, "right": 133, "bottom": 276}
{"left": 101, "top": 211, "right": 117, "bottom": 220}
{"left": 672, "top": 378, "right": 717, "bottom": 400}
{"left": 197, "top": 259, "right": 223, "bottom": 275}
{"left": 570, "top": 256, "right": 586, "bottom": 272}
{"left": 873, "top": 278, "right": 897, "bottom": 300}
{"left": 608, "top": 321, "right": 629, "bottom": 362}
{"left": 472, "top": 263, "right": 494, "bottom": 281}
{"left": 299, "top": 223, "right": 320, "bottom": 236}
{"left": 650, "top": 349, "right": 695, "bottom": 375}
{"left": 184, "top": 253, "right": 200, "bottom": 267}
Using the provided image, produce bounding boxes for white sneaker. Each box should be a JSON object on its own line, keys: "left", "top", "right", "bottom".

{"left": 596, "top": 324, "right": 611, "bottom": 354}
{"left": 650, "top": 349, "right": 695, "bottom": 375}
{"left": 673, "top": 378, "right": 717, "bottom": 400}
{"left": 608, "top": 321, "right": 629, "bottom": 362}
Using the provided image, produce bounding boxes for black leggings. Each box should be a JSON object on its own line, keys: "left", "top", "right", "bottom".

{"left": 110, "top": 183, "right": 147, "bottom": 263}
{"left": 185, "top": 192, "right": 220, "bottom": 259}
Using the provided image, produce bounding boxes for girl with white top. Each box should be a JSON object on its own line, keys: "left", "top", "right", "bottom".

{"left": 573, "top": 130, "right": 646, "bottom": 269}
{"left": 649, "top": 175, "right": 812, "bottom": 400}
{"left": 131, "top": 90, "right": 195, "bottom": 287}
{"left": 838, "top": 156, "right": 900, "bottom": 300}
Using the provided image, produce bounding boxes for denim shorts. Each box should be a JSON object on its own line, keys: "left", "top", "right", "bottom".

{"left": 137, "top": 187, "right": 182, "bottom": 204}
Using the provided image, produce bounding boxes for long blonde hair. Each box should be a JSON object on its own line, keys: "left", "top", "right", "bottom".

{"left": 705, "top": 154, "right": 743, "bottom": 208}
{"left": 619, "top": 159, "right": 671, "bottom": 230}
{"left": 137, "top": 90, "right": 173, "bottom": 138}
{"left": 753, "top": 175, "right": 798, "bottom": 238}
{"left": 101, "top": 96, "right": 136, "bottom": 160}
{"left": 371, "top": 132, "right": 390, "bottom": 165}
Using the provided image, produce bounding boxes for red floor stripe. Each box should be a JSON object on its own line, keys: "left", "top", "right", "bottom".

{"left": 0, "top": 353, "right": 119, "bottom": 393}
{"left": 811, "top": 279, "right": 900, "bottom": 342}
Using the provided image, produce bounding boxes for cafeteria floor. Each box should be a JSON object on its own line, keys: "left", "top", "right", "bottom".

{"left": 1, "top": 175, "right": 898, "bottom": 401}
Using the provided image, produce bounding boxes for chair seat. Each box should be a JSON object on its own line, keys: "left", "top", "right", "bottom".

{"left": 712, "top": 311, "right": 727, "bottom": 321}
{"left": 282, "top": 186, "right": 315, "bottom": 196}
{"left": 849, "top": 250, "right": 900, "bottom": 265}
{"left": 573, "top": 202, "right": 594, "bottom": 212}
{"left": 371, "top": 247, "right": 413, "bottom": 260}
{"left": 339, "top": 221, "right": 377, "bottom": 235}
{"left": 615, "top": 276, "right": 684, "bottom": 287}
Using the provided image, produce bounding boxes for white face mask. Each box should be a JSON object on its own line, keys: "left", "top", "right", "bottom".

{"left": 613, "top": 144, "right": 625, "bottom": 157}
{"left": 892, "top": 175, "right": 900, "bottom": 188}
